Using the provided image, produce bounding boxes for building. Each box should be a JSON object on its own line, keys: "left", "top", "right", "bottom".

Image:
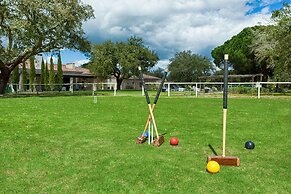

{"left": 105, "top": 74, "right": 161, "bottom": 90}
{"left": 16, "top": 59, "right": 160, "bottom": 91}
{"left": 17, "top": 60, "right": 95, "bottom": 91}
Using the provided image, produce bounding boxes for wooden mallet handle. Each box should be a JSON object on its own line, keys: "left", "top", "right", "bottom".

{"left": 142, "top": 68, "right": 168, "bottom": 133}
{"left": 139, "top": 66, "right": 160, "bottom": 138}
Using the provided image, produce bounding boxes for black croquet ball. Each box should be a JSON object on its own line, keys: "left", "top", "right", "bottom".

{"left": 245, "top": 141, "right": 255, "bottom": 149}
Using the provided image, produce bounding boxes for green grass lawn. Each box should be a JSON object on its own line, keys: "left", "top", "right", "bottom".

{"left": 1, "top": 96, "right": 290, "bottom": 193}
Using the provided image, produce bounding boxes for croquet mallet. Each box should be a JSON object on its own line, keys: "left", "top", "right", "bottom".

{"left": 136, "top": 68, "right": 169, "bottom": 144}
{"left": 207, "top": 54, "right": 240, "bottom": 166}
{"left": 138, "top": 66, "right": 164, "bottom": 146}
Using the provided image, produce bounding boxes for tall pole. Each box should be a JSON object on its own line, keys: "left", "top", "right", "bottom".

{"left": 222, "top": 54, "right": 228, "bottom": 157}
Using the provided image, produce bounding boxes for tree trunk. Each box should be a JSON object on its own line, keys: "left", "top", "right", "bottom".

{"left": 116, "top": 78, "right": 123, "bottom": 90}
{"left": 0, "top": 66, "right": 12, "bottom": 94}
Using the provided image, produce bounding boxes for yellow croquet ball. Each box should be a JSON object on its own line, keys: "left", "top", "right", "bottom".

{"left": 206, "top": 161, "right": 220, "bottom": 173}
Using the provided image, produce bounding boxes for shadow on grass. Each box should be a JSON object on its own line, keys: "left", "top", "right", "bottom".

{"left": 208, "top": 144, "right": 218, "bottom": 156}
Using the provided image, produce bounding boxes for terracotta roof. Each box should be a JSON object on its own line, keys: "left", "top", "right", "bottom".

{"left": 20, "top": 61, "right": 93, "bottom": 77}
{"left": 20, "top": 60, "right": 160, "bottom": 80}
{"left": 128, "top": 74, "right": 161, "bottom": 80}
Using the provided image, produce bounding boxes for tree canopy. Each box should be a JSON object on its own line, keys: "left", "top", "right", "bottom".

{"left": 211, "top": 27, "right": 259, "bottom": 73}
{"left": 89, "top": 37, "right": 159, "bottom": 90}
{"left": 0, "top": 0, "right": 94, "bottom": 94}
{"left": 252, "top": 4, "right": 291, "bottom": 81}
{"left": 212, "top": 4, "right": 290, "bottom": 81}
{"left": 146, "top": 67, "right": 165, "bottom": 79}
{"left": 168, "top": 50, "right": 213, "bottom": 82}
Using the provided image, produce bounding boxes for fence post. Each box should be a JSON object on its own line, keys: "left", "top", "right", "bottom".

{"left": 195, "top": 83, "right": 198, "bottom": 97}
{"left": 93, "top": 84, "right": 97, "bottom": 103}
{"left": 16, "top": 84, "right": 19, "bottom": 95}
{"left": 256, "top": 82, "right": 261, "bottom": 99}
{"left": 69, "top": 77, "right": 73, "bottom": 94}
{"left": 168, "top": 83, "right": 170, "bottom": 97}
{"left": 114, "top": 83, "right": 117, "bottom": 96}
{"left": 141, "top": 85, "right": 144, "bottom": 96}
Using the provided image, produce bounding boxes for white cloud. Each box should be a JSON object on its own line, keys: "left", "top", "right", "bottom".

{"left": 44, "top": 56, "right": 57, "bottom": 64}
{"left": 75, "top": 59, "right": 90, "bottom": 67}
{"left": 156, "top": 59, "right": 170, "bottom": 69}
{"left": 82, "top": 0, "right": 275, "bottom": 64}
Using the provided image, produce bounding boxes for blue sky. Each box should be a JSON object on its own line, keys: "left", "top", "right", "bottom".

{"left": 56, "top": 0, "right": 289, "bottom": 68}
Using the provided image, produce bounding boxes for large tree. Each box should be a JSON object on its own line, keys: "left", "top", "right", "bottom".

{"left": 168, "top": 50, "right": 213, "bottom": 82}
{"left": 252, "top": 4, "right": 291, "bottom": 81}
{"left": 0, "top": 0, "right": 94, "bottom": 94}
{"left": 89, "top": 37, "right": 159, "bottom": 90}
{"left": 250, "top": 25, "right": 276, "bottom": 79}
{"left": 211, "top": 26, "right": 274, "bottom": 81}
{"left": 212, "top": 27, "right": 258, "bottom": 73}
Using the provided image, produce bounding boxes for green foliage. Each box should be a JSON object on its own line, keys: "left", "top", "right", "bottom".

{"left": 56, "top": 51, "right": 63, "bottom": 91}
{"left": 228, "top": 86, "right": 257, "bottom": 94}
{"left": 211, "top": 27, "right": 259, "bottom": 74}
{"left": 40, "top": 58, "right": 45, "bottom": 90}
{"left": 44, "top": 62, "right": 49, "bottom": 91}
{"left": 267, "top": 4, "right": 290, "bottom": 81}
{"left": 0, "top": 0, "right": 94, "bottom": 94}
{"left": 213, "top": 4, "right": 290, "bottom": 82}
{"left": 49, "top": 57, "right": 55, "bottom": 91}
{"left": 147, "top": 67, "right": 165, "bottom": 78}
{"left": 168, "top": 50, "right": 213, "bottom": 82}
{"left": 11, "top": 65, "right": 19, "bottom": 84}
{"left": 90, "top": 36, "right": 159, "bottom": 90}
{"left": 21, "top": 62, "right": 27, "bottom": 91}
{"left": 29, "top": 56, "right": 36, "bottom": 91}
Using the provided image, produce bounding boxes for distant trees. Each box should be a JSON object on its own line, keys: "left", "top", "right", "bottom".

{"left": 147, "top": 67, "right": 165, "bottom": 78}
{"left": 56, "top": 52, "right": 64, "bottom": 91}
{"left": 45, "top": 62, "right": 49, "bottom": 91}
{"left": 29, "top": 56, "right": 36, "bottom": 91}
{"left": 12, "top": 65, "right": 19, "bottom": 85}
{"left": 22, "top": 62, "right": 27, "bottom": 91}
{"left": 49, "top": 57, "right": 55, "bottom": 91}
{"left": 40, "top": 58, "right": 45, "bottom": 90}
{"left": 89, "top": 36, "right": 159, "bottom": 90}
{"left": 168, "top": 50, "right": 213, "bottom": 82}
{"left": 11, "top": 65, "right": 19, "bottom": 91}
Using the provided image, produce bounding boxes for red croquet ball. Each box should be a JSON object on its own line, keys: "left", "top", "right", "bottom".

{"left": 170, "top": 137, "right": 179, "bottom": 146}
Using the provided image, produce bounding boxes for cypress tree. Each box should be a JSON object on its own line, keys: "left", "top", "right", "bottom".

{"left": 45, "top": 61, "right": 49, "bottom": 91}
{"left": 29, "top": 56, "right": 36, "bottom": 92}
{"left": 56, "top": 51, "right": 63, "bottom": 91}
{"left": 12, "top": 65, "right": 19, "bottom": 91}
{"left": 40, "top": 58, "right": 45, "bottom": 90}
{"left": 22, "top": 62, "right": 27, "bottom": 91}
{"left": 49, "top": 57, "right": 55, "bottom": 91}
